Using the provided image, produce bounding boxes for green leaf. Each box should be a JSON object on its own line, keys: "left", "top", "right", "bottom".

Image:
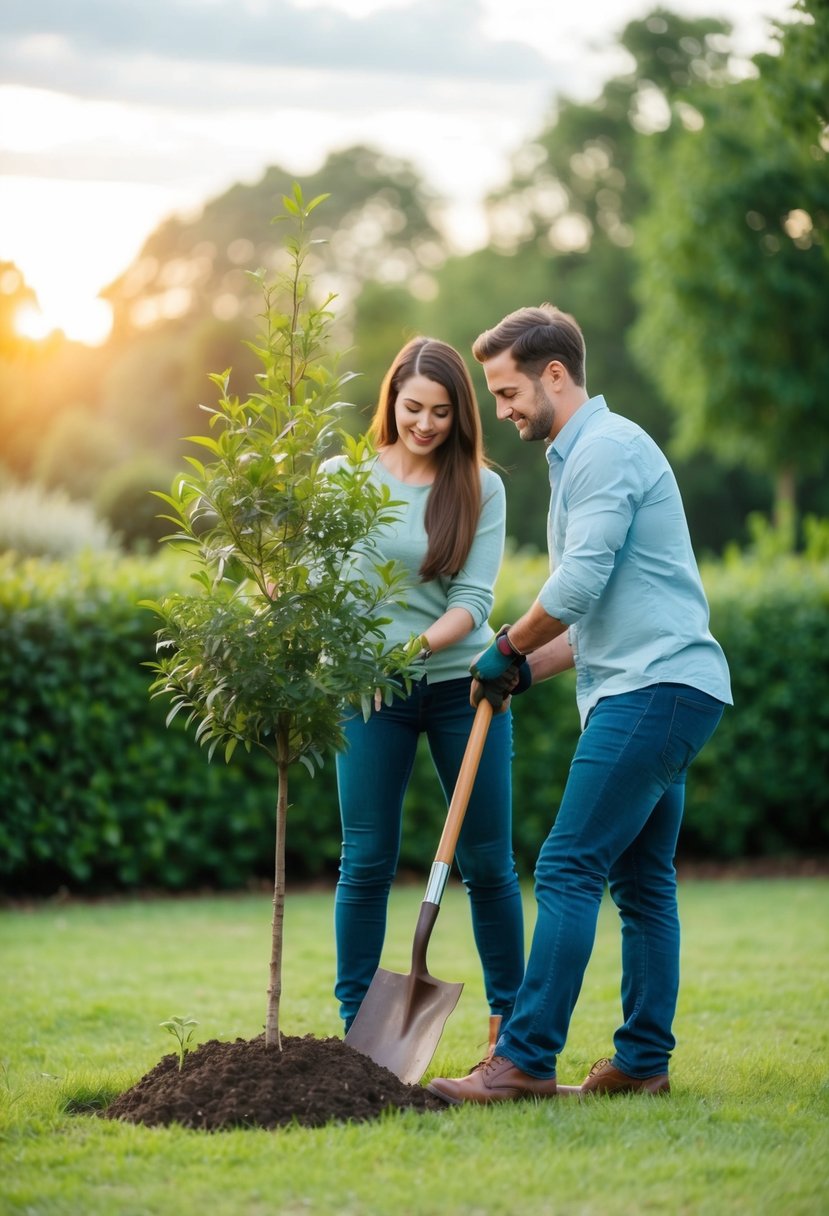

{"left": 185, "top": 435, "right": 224, "bottom": 455}
{"left": 306, "top": 192, "right": 332, "bottom": 213}
{"left": 165, "top": 700, "right": 189, "bottom": 727}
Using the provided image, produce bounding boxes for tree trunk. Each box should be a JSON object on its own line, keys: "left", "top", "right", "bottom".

{"left": 265, "top": 721, "right": 290, "bottom": 1049}
{"left": 773, "top": 466, "right": 797, "bottom": 540}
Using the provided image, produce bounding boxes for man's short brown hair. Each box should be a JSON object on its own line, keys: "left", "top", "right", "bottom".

{"left": 472, "top": 303, "right": 586, "bottom": 387}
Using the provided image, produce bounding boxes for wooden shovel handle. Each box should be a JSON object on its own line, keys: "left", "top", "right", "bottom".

{"left": 434, "top": 698, "right": 494, "bottom": 866}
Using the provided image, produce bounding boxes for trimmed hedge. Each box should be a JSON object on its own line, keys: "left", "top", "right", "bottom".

{"left": 1, "top": 546, "right": 827, "bottom": 895}
{"left": 0, "top": 554, "right": 265, "bottom": 893}
{"left": 682, "top": 555, "right": 829, "bottom": 856}
{"left": 495, "top": 545, "right": 829, "bottom": 862}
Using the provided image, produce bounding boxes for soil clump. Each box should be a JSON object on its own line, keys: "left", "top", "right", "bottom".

{"left": 103, "top": 1033, "right": 446, "bottom": 1131}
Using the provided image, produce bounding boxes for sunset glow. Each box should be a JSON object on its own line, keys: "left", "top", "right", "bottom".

{"left": 0, "top": 170, "right": 190, "bottom": 346}
{"left": 14, "top": 295, "right": 113, "bottom": 345}
{"left": 0, "top": 3, "right": 793, "bottom": 349}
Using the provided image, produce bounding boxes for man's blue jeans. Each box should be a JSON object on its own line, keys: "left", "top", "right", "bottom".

{"left": 498, "top": 682, "right": 725, "bottom": 1079}
{"left": 334, "top": 676, "right": 525, "bottom": 1030}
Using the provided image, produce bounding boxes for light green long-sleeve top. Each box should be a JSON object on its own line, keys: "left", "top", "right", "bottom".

{"left": 323, "top": 456, "right": 506, "bottom": 683}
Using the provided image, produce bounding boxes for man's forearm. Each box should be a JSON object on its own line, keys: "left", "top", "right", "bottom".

{"left": 506, "top": 598, "right": 568, "bottom": 656}
{"left": 527, "top": 632, "right": 575, "bottom": 682}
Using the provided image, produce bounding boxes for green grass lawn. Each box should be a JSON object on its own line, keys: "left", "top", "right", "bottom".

{"left": 1, "top": 878, "right": 827, "bottom": 1215}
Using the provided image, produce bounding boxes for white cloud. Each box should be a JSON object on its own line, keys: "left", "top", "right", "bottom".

{"left": 1, "top": 0, "right": 553, "bottom": 92}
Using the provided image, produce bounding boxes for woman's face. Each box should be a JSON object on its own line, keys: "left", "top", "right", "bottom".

{"left": 393, "top": 373, "right": 454, "bottom": 459}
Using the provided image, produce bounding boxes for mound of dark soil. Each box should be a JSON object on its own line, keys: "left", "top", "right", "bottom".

{"left": 103, "top": 1033, "right": 446, "bottom": 1130}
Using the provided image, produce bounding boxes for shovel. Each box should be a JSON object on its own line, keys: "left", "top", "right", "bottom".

{"left": 345, "top": 698, "right": 494, "bottom": 1084}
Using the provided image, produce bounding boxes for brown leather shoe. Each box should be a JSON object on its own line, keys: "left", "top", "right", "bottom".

{"left": 581, "top": 1057, "right": 670, "bottom": 1095}
{"left": 427, "top": 1055, "right": 560, "bottom": 1105}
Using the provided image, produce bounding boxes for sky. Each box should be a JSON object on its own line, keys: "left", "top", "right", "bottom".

{"left": 0, "top": 0, "right": 799, "bottom": 343}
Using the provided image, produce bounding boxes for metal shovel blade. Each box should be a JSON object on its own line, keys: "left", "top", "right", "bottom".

{"left": 344, "top": 965, "right": 463, "bottom": 1086}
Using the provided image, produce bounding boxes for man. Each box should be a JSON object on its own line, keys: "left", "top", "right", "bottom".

{"left": 427, "top": 304, "right": 732, "bottom": 1105}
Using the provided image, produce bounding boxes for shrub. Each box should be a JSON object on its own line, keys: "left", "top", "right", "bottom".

{"left": 683, "top": 549, "right": 829, "bottom": 856}
{"left": 0, "top": 552, "right": 278, "bottom": 893}
{"left": 492, "top": 540, "right": 829, "bottom": 860}
{"left": 0, "top": 482, "right": 115, "bottom": 558}
{"left": 95, "top": 456, "right": 176, "bottom": 552}
{"left": 1, "top": 542, "right": 827, "bottom": 895}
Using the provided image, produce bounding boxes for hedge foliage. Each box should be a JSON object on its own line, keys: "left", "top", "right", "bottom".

{"left": 496, "top": 543, "right": 829, "bottom": 862}
{"left": 1, "top": 543, "right": 827, "bottom": 895}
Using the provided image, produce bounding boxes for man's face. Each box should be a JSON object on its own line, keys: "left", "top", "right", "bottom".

{"left": 482, "top": 349, "right": 556, "bottom": 442}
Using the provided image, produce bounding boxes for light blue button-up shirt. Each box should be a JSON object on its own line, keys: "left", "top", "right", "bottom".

{"left": 537, "top": 395, "right": 732, "bottom": 726}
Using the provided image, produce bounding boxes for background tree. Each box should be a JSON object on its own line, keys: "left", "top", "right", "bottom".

{"left": 102, "top": 146, "right": 446, "bottom": 343}
{"left": 5, "top": 10, "right": 823, "bottom": 559}
{"left": 143, "top": 188, "right": 418, "bottom": 1047}
{"left": 631, "top": 0, "right": 829, "bottom": 528}
{"left": 411, "top": 8, "right": 774, "bottom": 553}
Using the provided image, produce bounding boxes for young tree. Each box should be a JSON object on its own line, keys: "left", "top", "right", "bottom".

{"left": 142, "top": 186, "right": 418, "bottom": 1048}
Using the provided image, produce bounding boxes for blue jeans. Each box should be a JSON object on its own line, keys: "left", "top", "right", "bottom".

{"left": 334, "top": 676, "right": 525, "bottom": 1029}
{"left": 498, "top": 683, "right": 724, "bottom": 1079}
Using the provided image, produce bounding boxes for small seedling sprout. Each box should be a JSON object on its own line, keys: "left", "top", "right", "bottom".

{"left": 160, "top": 1016, "right": 198, "bottom": 1071}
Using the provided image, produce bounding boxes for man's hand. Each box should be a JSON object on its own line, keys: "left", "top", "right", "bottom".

{"left": 471, "top": 663, "right": 533, "bottom": 711}
{"left": 470, "top": 625, "right": 525, "bottom": 682}
{"left": 470, "top": 627, "right": 531, "bottom": 711}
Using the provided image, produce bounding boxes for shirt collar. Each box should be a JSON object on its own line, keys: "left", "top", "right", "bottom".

{"left": 547, "top": 395, "right": 608, "bottom": 465}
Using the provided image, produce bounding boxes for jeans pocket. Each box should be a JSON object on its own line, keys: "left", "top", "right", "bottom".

{"left": 660, "top": 693, "right": 724, "bottom": 781}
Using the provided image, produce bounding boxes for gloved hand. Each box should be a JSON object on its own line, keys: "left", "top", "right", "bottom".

{"left": 472, "top": 660, "right": 533, "bottom": 710}
{"left": 470, "top": 625, "right": 525, "bottom": 682}
{"left": 470, "top": 626, "right": 529, "bottom": 711}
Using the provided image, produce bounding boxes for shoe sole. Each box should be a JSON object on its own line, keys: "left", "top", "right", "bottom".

{"left": 581, "top": 1082, "right": 670, "bottom": 1096}
{"left": 425, "top": 1082, "right": 583, "bottom": 1106}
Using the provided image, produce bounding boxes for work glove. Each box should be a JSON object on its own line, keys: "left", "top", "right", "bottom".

{"left": 470, "top": 626, "right": 530, "bottom": 711}
{"left": 472, "top": 660, "right": 533, "bottom": 710}
{"left": 470, "top": 625, "right": 525, "bottom": 681}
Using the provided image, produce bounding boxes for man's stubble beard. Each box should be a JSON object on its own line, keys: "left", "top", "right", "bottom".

{"left": 520, "top": 381, "right": 556, "bottom": 442}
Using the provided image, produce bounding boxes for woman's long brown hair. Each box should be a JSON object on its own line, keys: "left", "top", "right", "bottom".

{"left": 369, "top": 337, "right": 485, "bottom": 581}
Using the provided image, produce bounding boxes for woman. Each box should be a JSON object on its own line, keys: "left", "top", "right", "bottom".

{"left": 325, "top": 336, "right": 524, "bottom": 1054}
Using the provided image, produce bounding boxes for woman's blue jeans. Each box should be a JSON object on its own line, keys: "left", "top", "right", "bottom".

{"left": 334, "top": 676, "right": 525, "bottom": 1030}
{"left": 498, "top": 682, "right": 725, "bottom": 1079}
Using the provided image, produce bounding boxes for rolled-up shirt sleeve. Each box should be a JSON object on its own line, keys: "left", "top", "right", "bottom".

{"left": 446, "top": 472, "right": 506, "bottom": 628}
{"left": 538, "top": 437, "right": 643, "bottom": 624}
